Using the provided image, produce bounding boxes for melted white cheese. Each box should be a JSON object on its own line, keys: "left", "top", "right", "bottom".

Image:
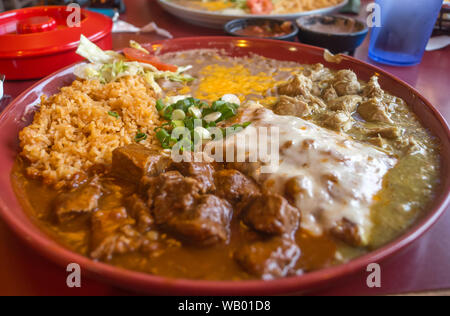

{"left": 218, "top": 108, "right": 397, "bottom": 244}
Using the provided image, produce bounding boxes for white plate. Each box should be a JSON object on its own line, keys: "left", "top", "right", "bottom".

{"left": 157, "top": 0, "right": 349, "bottom": 29}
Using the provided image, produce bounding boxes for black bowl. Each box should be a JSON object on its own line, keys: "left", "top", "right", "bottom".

{"left": 296, "top": 15, "right": 368, "bottom": 55}
{"left": 225, "top": 18, "right": 299, "bottom": 42}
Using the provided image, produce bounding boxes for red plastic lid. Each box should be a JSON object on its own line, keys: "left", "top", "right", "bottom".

{"left": 0, "top": 6, "right": 112, "bottom": 58}
{"left": 17, "top": 16, "right": 57, "bottom": 34}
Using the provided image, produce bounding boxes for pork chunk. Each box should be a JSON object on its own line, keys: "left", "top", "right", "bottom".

{"left": 363, "top": 76, "right": 384, "bottom": 99}
{"left": 366, "top": 125, "right": 402, "bottom": 140}
{"left": 333, "top": 70, "right": 361, "bottom": 96}
{"left": 234, "top": 237, "right": 301, "bottom": 280}
{"left": 358, "top": 98, "right": 393, "bottom": 123}
{"left": 112, "top": 144, "right": 170, "bottom": 183}
{"left": 322, "top": 111, "right": 353, "bottom": 132}
{"left": 55, "top": 177, "right": 102, "bottom": 223}
{"left": 243, "top": 194, "right": 300, "bottom": 236}
{"left": 322, "top": 86, "right": 338, "bottom": 102}
{"left": 328, "top": 95, "right": 362, "bottom": 113}
{"left": 278, "top": 74, "right": 313, "bottom": 97}
{"left": 273, "top": 95, "right": 311, "bottom": 118}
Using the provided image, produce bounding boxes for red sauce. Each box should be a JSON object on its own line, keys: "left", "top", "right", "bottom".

{"left": 235, "top": 21, "right": 293, "bottom": 38}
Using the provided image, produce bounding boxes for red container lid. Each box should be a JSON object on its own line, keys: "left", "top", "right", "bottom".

{"left": 17, "top": 16, "right": 57, "bottom": 34}
{"left": 0, "top": 6, "right": 112, "bottom": 59}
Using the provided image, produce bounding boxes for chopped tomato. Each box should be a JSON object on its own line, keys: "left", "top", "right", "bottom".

{"left": 123, "top": 48, "right": 178, "bottom": 72}
{"left": 247, "top": 0, "right": 273, "bottom": 15}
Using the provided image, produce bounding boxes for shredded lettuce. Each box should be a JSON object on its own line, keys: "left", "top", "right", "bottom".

{"left": 74, "top": 35, "right": 195, "bottom": 91}
{"left": 76, "top": 35, "right": 121, "bottom": 64}
{"left": 130, "top": 40, "right": 150, "bottom": 54}
{"left": 143, "top": 72, "right": 162, "bottom": 95}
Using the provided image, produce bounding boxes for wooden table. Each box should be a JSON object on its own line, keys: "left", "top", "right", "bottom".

{"left": 0, "top": 0, "right": 449, "bottom": 296}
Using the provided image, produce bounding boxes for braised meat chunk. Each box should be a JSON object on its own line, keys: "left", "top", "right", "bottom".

{"left": 90, "top": 207, "right": 139, "bottom": 260}
{"left": 328, "top": 95, "right": 362, "bottom": 113}
{"left": 172, "top": 161, "right": 216, "bottom": 193}
{"left": 322, "top": 111, "right": 353, "bottom": 132}
{"left": 363, "top": 76, "right": 384, "bottom": 99}
{"left": 55, "top": 177, "right": 102, "bottom": 223}
{"left": 112, "top": 144, "right": 170, "bottom": 183}
{"left": 330, "top": 218, "right": 362, "bottom": 247}
{"left": 322, "top": 86, "right": 338, "bottom": 102}
{"left": 243, "top": 194, "right": 300, "bottom": 236}
{"left": 278, "top": 74, "right": 313, "bottom": 97}
{"left": 333, "top": 69, "right": 361, "bottom": 96}
{"left": 357, "top": 98, "right": 393, "bottom": 123}
{"left": 125, "top": 194, "right": 154, "bottom": 233}
{"left": 214, "top": 169, "right": 260, "bottom": 211}
{"left": 151, "top": 171, "right": 232, "bottom": 245}
{"left": 167, "top": 195, "right": 233, "bottom": 246}
{"left": 151, "top": 171, "right": 202, "bottom": 224}
{"left": 366, "top": 125, "right": 402, "bottom": 140}
{"left": 273, "top": 95, "right": 311, "bottom": 118}
{"left": 234, "top": 237, "right": 301, "bottom": 280}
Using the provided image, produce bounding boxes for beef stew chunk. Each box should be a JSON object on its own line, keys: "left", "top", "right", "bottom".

{"left": 167, "top": 194, "right": 233, "bottom": 245}
{"left": 125, "top": 194, "right": 154, "bottom": 233}
{"left": 171, "top": 161, "right": 216, "bottom": 193}
{"left": 55, "top": 177, "right": 102, "bottom": 223}
{"left": 90, "top": 207, "right": 139, "bottom": 260}
{"left": 214, "top": 169, "right": 261, "bottom": 212}
{"left": 234, "top": 237, "right": 301, "bottom": 280}
{"left": 151, "top": 171, "right": 202, "bottom": 223}
{"left": 150, "top": 171, "right": 232, "bottom": 245}
{"left": 243, "top": 193, "right": 300, "bottom": 236}
{"left": 330, "top": 218, "right": 362, "bottom": 247}
{"left": 112, "top": 144, "right": 170, "bottom": 183}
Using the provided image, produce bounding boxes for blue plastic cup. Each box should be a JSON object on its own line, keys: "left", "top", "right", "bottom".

{"left": 369, "top": 0, "right": 443, "bottom": 66}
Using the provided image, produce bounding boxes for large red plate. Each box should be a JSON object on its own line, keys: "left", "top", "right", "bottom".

{"left": 0, "top": 37, "right": 448, "bottom": 295}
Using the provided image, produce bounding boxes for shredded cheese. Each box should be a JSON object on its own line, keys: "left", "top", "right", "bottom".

{"left": 195, "top": 64, "right": 279, "bottom": 102}
{"left": 198, "top": 1, "right": 233, "bottom": 11}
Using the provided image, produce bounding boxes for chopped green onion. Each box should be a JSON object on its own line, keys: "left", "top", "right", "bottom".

{"left": 135, "top": 131, "right": 148, "bottom": 143}
{"left": 108, "top": 111, "right": 120, "bottom": 118}
{"left": 171, "top": 120, "right": 185, "bottom": 128}
{"left": 188, "top": 106, "right": 202, "bottom": 118}
{"left": 156, "top": 99, "right": 166, "bottom": 112}
{"left": 194, "top": 126, "right": 212, "bottom": 140}
{"left": 172, "top": 109, "right": 186, "bottom": 120}
{"left": 203, "top": 112, "right": 222, "bottom": 123}
{"left": 153, "top": 97, "right": 250, "bottom": 150}
{"left": 162, "top": 105, "right": 174, "bottom": 120}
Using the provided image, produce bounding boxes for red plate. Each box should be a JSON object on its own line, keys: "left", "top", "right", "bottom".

{"left": 0, "top": 37, "right": 449, "bottom": 295}
{"left": 0, "top": 6, "right": 112, "bottom": 80}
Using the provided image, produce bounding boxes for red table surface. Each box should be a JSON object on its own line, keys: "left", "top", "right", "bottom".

{"left": 0, "top": 0, "right": 449, "bottom": 296}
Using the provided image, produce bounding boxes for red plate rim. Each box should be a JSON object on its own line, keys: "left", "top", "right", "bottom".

{"left": 0, "top": 37, "right": 449, "bottom": 295}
